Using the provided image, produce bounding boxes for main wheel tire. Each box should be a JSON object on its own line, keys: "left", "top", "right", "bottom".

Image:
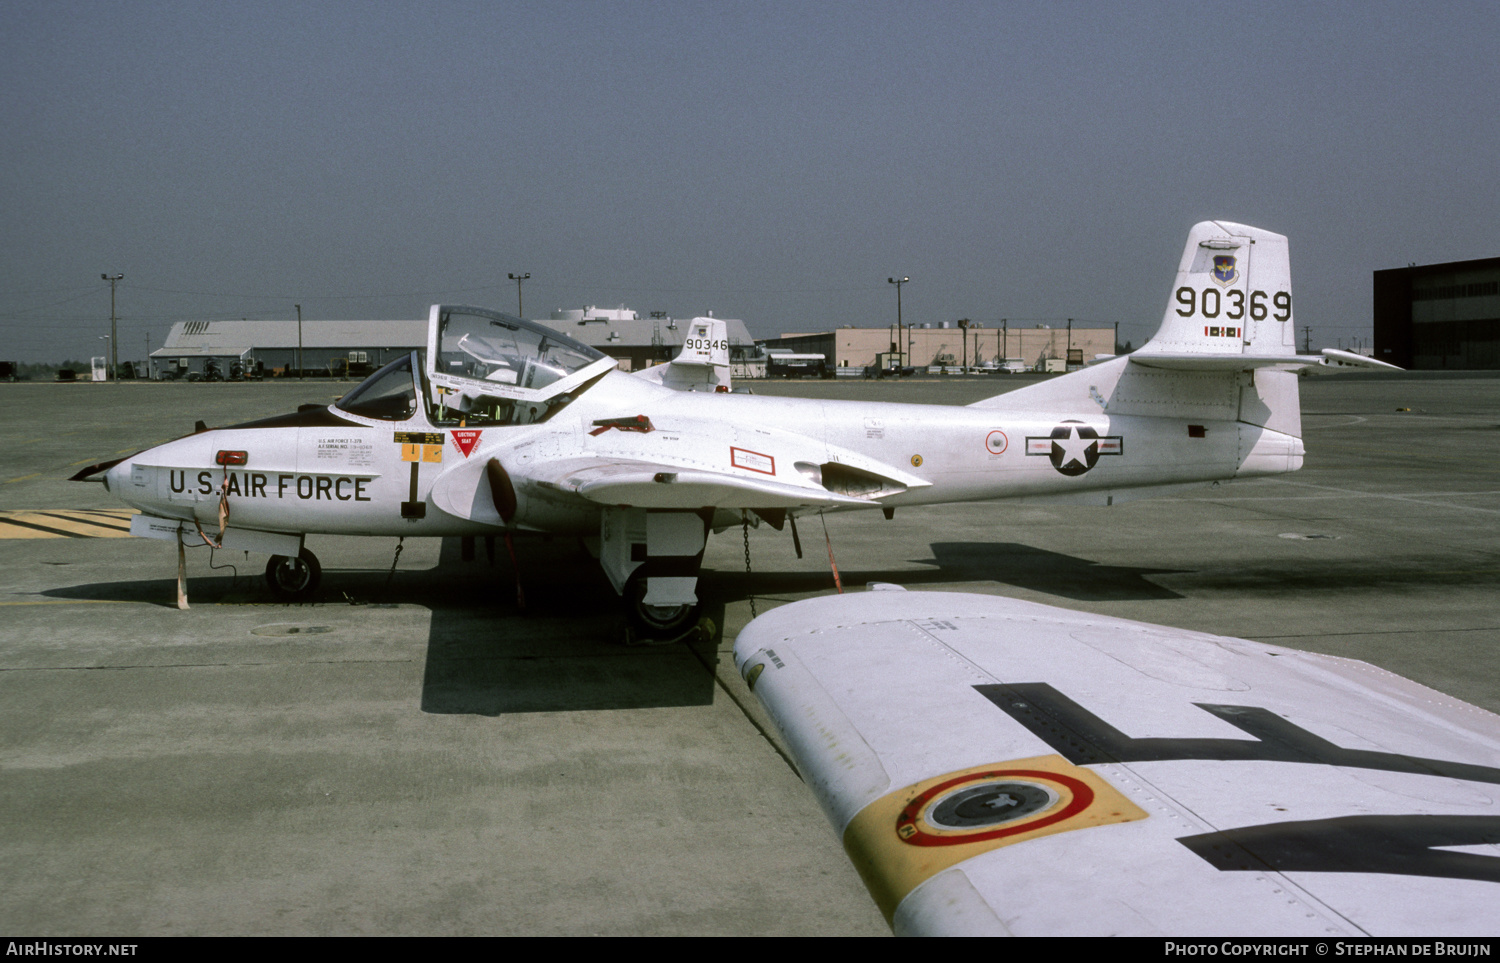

{"left": 265, "top": 549, "right": 321, "bottom": 601}
{"left": 624, "top": 574, "right": 700, "bottom": 640}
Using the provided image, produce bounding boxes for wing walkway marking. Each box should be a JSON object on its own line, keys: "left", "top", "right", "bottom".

{"left": 0, "top": 509, "right": 137, "bottom": 539}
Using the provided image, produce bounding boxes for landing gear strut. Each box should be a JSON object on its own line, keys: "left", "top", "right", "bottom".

{"left": 266, "top": 548, "right": 321, "bottom": 601}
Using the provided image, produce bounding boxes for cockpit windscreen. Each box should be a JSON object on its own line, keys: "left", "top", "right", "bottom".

{"left": 335, "top": 353, "right": 418, "bottom": 421}
{"left": 437, "top": 308, "right": 605, "bottom": 392}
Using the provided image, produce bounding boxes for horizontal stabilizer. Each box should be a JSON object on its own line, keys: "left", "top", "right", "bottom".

{"left": 1303, "top": 347, "right": 1404, "bottom": 375}
{"left": 1129, "top": 348, "right": 1401, "bottom": 374}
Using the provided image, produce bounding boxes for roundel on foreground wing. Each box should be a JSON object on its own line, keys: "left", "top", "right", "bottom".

{"left": 842, "top": 754, "right": 1147, "bottom": 922}
{"left": 898, "top": 772, "right": 1078, "bottom": 843}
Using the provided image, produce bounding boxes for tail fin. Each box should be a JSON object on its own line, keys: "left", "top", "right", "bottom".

{"left": 674, "top": 318, "right": 731, "bottom": 369}
{"left": 1135, "top": 220, "right": 1297, "bottom": 358}
{"left": 973, "top": 219, "right": 1397, "bottom": 411}
{"left": 971, "top": 221, "right": 1399, "bottom": 484}
{"left": 634, "top": 317, "right": 732, "bottom": 392}
{"left": 1129, "top": 221, "right": 1304, "bottom": 440}
{"left": 975, "top": 222, "right": 1305, "bottom": 440}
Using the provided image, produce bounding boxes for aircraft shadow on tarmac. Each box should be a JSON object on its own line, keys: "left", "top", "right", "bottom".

{"left": 916, "top": 542, "right": 1187, "bottom": 601}
{"left": 35, "top": 537, "right": 726, "bottom": 716}
{"left": 416, "top": 537, "right": 727, "bottom": 716}
{"left": 37, "top": 535, "right": 1189, "bottom": 715}
{"left": 700, "top": 541, "right": 1187, "bottom": 603}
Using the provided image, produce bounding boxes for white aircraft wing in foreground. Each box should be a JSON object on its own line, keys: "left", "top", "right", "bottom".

{"left": 733, "top": 589, "right": 1500, "bottom": 937}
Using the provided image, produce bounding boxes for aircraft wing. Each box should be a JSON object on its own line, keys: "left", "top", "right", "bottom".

{"left": 524, "top": 455, "right": 871, "bottom": 510}
{"left": 430, "top": 451, "right": 871, "bottom": 523}
{"left": 733, "top": 589, "right": 1500, "bottom": 937}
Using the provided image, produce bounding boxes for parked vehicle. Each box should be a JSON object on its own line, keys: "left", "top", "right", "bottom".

{"left": 766, "top": 353, "right": 828, "bottom": 379}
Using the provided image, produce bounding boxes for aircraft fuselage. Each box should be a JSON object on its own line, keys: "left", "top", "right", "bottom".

{"left": 103, "top": 368, "right": 1290, "bottom": 540}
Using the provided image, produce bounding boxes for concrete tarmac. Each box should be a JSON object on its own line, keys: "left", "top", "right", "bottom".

{"left": 1, "top": 371, "right": 1497, "bottom": 935}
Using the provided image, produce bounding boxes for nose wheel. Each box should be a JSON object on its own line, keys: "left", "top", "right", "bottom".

{"left": 266, "top": 548, "right": 321, "bottom": 601}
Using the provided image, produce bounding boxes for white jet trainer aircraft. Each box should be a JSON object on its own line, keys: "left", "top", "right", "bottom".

{"left": 77, "top": 221, "right": 1396, "bottom": 639}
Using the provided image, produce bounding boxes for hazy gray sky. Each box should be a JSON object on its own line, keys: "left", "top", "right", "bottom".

{"left": 3, "top": 0, "right": 1496, "bottom": 362}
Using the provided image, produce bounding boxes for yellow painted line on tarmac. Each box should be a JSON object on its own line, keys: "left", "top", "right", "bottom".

{"left": 0, "top": 599, "right": 129, "bottom": 606}
{"left": 0, "top": 509, "right": 137, "bottom": 539}
{"left": 4, "top": 473, "right": 43, "bottom": 484}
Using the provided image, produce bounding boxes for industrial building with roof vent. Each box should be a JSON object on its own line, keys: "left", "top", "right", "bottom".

{"left": 150, "top": 318, "right": 424, "bottom": 379}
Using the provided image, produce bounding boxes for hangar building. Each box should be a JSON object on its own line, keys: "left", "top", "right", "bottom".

{"left": 151, "top": 319, "right": 423, "bottom": 379}
{"left": 150, "top": 307, "right": 761, "bottom": 379}
{"left": 1374, "top": 257, "right": 1500, "bottom": 369}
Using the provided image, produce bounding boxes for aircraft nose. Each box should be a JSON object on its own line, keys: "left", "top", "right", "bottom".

{"left": 103, "top": 455, "right": 135, "bottom": 494}
{"left": 69, "top": 452, "right": 134, "bottom": 488}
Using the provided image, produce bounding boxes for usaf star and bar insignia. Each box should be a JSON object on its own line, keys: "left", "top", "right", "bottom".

{"left": 1025, "top": 421, "right": 1123, "bottom": 477}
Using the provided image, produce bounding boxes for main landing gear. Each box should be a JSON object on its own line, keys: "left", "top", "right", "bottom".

{"left": 604, "top": 508, "right": 714, "bottom": 645}
{"left": 266, "top": 548, "right": 321, "bottom": 601}
{"left": 624, "top": 572, "right": 704, "bottom": 644}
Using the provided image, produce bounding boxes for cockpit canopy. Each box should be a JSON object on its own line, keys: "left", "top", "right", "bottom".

{"left": 335, "top": 353, "right": 418, "bottom": 421}
{"left": 424, "top": 305, "right": 618, "bottom": 426}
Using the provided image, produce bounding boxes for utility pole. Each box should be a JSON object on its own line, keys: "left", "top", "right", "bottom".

{"left": 1303, "top": 325, "right": 1312, "bottom": 352}
{"left": 101, "top": 273, "right": 123, "bottom": 381}
{"left": 508, "top": 273, "right": 530, "bottom": 317}
{"left": 296, "top": 304, "right": 304, "bottom": 380}
{"left": 957, "top": 318, "right": 970, "bottom": 371}
{"left": 887, "top": 277, "right": 909, "bottom": 369}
